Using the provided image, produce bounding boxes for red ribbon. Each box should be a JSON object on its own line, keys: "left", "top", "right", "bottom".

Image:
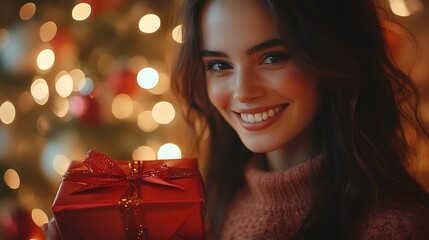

{"left": 64, "top": 150, "right": 202, "bottom": 240}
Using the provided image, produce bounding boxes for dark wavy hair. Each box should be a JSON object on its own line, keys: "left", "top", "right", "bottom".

{"left": 172, "top": 0, "right": 429, "bottom": 239}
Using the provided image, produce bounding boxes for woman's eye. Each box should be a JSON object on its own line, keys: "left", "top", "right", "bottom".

{"left": 261, "top": 53, "right": 289, "bottom": 64}
{"left": 206, "top": 62, "right": 231, "bottom": 72}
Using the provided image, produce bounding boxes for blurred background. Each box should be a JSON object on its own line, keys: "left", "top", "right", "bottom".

{"left": 0, "top": 0, "right": 427, "bottom": 239}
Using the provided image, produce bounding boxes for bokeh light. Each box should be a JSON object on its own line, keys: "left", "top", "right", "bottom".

{"left": 52, "top": 97, "right": 69, "bottom": 118}
{"left": 389, "top": 0, "right": 423, "bottom": 17}
{"left": 0, "top": 101, "right": 16, "bottom": 125}
{"left": 20, "top": 2, "right": 36, "bottom": 20}
{"left": 37, "top": 48, "right": 55, "bottom": 71}
{"left": 40, "top": 21, "right": 57, "bottom": 42}
{"left": 172, "top": 25, "right": 183, "bottom": 43}
{"left": 4, "top": 169, "right": 20, "bottom": 189}
{"left": 72, "top": 3, "right": 92, "bottom": 21}
{"left": 133, "top": 146, "right": 156, "bottom": 160}
{"left": 137, "top": 111, "right": 159, "bottom": 132}
{"left": 148, "top": 72, "right": 170, "bottom": 95}
{"left": 31, "top": 209, "right": 49, "bottom": 227}
{"left": 137, "top": 67, "right": 159, "bottom": 89}
{"left": 158, "top": 143, "right": 181, "bottom": 159}
{"left": 112, "top": 94, "right": 133, "bottom": 119}
{"left": 53, "top": 154, "right": 70, "bottom": 175}
{"left": 55, "top": 72, "right": 74, "bottom": 98}
{"left": 138, "top": 14, "right": 161, "bottom": 33}
{"left": 31, "top": 78, "right": 49, "bottom": 105}
{"left": 69, "top": 68, "right": 86, "bottom": 92}
{"left": 79, "top": 78, "right": 94, "bottom": 96}
{"left": 152, "top": 101, "right": 175, "bottom": 124}
{"left": 69, "top": 95, "right": 87, "bottom": 117}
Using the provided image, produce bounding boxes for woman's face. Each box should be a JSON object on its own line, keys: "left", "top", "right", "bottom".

{"left": 200, "top": 0, "right": 321, "bottom": 153}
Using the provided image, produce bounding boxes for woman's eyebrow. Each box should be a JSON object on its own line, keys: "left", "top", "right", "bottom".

{"left": 201, "top": 50, "right": 228, "bottom": 58}
{"left": 246, "top": 38, "right": 284, "bottom": 55}
{"left": 200, "top": 38, "right": 284, "bottom": 58}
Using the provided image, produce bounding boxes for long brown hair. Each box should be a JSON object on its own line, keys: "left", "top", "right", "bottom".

{"left": 172, "top": 0, "right": 429, "bottom": 239}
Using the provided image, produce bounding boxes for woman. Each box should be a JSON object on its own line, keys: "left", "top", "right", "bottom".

{"left": 172, "top": 0, "right": 429, "bottom": 239}
{"left": 43, "top": 0, "right": 429, "bottom": 239}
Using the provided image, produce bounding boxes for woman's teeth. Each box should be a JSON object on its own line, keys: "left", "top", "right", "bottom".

{"left": 240, "top": 106, "right": 282, "bottom": 123}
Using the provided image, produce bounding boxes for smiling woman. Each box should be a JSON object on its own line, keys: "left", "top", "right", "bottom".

{"left": 171, "top": 0, "right": 429, "bottom": 239}
{"left": 201, "top": 0, "right": 320, "bottom": 160}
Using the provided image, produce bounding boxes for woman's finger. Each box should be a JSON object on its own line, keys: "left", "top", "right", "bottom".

{"left": 41, "top": 218, "right": 61, "bottom": 240}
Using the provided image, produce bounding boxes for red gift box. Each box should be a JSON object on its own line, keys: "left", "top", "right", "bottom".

{"left": 52, "top": 150, "right": 206, "bottom": 240}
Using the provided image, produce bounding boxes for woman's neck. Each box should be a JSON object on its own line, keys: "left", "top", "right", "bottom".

{"left": 265, "top": 126, "right": 320, "bottom": 171}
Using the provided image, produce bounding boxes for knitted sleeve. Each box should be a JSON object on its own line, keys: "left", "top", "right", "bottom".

{"left": 357, "top": 202, "right": 429, "bottom": 240}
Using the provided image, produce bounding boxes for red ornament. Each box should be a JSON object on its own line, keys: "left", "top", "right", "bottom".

{"left": 70, "top": 95, "right": 102, "bottom": 126}
{"left": 107, "top": 67, "right": 139, "bottom": 95}
{"left": 81, "top": 95, "right": 102, "bottom": 126}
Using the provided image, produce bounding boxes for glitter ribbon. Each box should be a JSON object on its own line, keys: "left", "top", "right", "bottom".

{"left": 64, "top": 150, "right": 201, "bottom": 240}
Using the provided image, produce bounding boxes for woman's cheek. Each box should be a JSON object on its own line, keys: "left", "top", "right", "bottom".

{"left": 207, "top": 79, "right": 230, "bottom": 109}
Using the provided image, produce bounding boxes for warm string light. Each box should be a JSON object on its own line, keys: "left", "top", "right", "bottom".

{"left": 4, "top": 168, "right": 20, "bottom": 189}
{"left": 55, "top": 72, "right": 74, "bottom": 98}
{"left": 0, "top": 101, "right": 16, "bottom": 124}
{"left": 36, "top": 48, "right": 55, "bottom": 71}
{"left": 139, "top": 14, "right": 161, "bottom": 33}
{"left": 133, "top": 146, "right": 156, "bottom": 160}
{"left": 158, "top": 143, "right": 181, "bottom": 159}
{"left": 152, "top": 101, "right": 175, "bottom": 124}
{"left": 137, "top": 67, "right": 159, "bottom": 89}
{"left": 112, "top": 94, "right": 134, "bottom": 119}
{"left": 31, "top": 78, "right": 49, "bottom": 105}
{"left": 39, "top": 21, "right": 57, "bottom": 42}
{"left": 137, "top": 110, "right": 159, "bottom": 132}
{"left": 20, "top": 2, "right": 36, "bottom": 20}
{"left": 72, "top": 3, "right": 92, "bottom": 21}
{"left": 171, "top": 25, "right": 183, "bottom": 44}
{"left": 31, "top": 208, "right": 49, "bottom": 227}
{"left": 53, "top": 154, "right": 70, "bottom": 175}
{"left": 133, "top": 144, "right": 182, "bottom": 160}
{"left": 389, "top": 0, "right": 424, "bottom": 17}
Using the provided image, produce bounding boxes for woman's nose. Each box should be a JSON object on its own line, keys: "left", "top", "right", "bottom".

{"left": 232, "top": 70, "right": 265, "bottom": 103}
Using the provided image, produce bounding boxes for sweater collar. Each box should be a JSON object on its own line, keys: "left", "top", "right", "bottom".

{"left": 245, "top": 153, "right": 324, "bottom": 205}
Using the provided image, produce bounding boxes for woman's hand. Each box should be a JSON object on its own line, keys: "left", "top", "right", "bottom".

{"left": 41, "top": 218, "right": 61, "bottom": 240}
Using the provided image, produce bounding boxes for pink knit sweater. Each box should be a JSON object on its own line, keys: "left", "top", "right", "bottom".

{"left": 221, "top": 155, "right": 429, "bottom": 239}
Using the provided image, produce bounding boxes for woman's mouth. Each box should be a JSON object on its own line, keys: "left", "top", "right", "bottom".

{"left": 233, "top": 104, "right": 289, "bottom": 131}
{"left": 239, "top": 105, "right": 285, "bottom": 123}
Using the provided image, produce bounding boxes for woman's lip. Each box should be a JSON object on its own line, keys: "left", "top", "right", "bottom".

{"left": 234, "top": 104, "right": 288, "bottom": 131}
{"left": 233, "top": 104, "right": 288, "bottom": 114}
